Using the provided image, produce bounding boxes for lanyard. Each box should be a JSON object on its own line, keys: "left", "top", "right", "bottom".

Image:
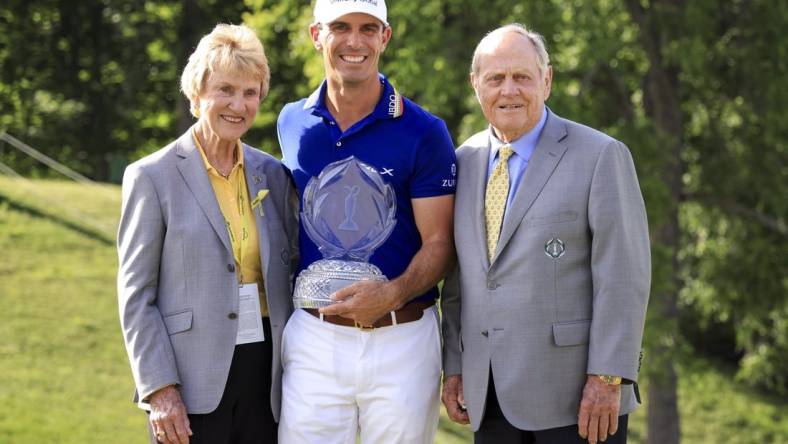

{"left": 226, "top": 169, "right": 250, "bottom": 283}
{"left": 192, "top": 130, "right": 250, "bottom": 283}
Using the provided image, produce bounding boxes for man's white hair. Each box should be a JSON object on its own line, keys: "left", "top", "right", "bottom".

{"left": 471, "top": 23, "right": 550, "bottom": 77}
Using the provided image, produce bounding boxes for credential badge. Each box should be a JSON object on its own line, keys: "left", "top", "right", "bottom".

{"left": 544, "top": 237, "right": 565, "bottom": 259}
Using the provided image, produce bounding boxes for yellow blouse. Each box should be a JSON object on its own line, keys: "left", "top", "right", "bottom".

{"left": 193, "top": 131, "right": 268, "bottom": 317}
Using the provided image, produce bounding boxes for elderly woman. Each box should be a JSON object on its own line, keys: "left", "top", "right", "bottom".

{"left": 118, "top": 24, "right": 296, "bottom": 444}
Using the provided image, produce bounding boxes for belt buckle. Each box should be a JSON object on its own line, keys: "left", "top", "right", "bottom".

{"left": 354, "top": 320, "right": 375, "bottom": 331}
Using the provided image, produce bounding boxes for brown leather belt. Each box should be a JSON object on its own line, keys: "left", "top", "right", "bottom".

{"left": 304, "top": 300, "right": 435, "bottom": 330}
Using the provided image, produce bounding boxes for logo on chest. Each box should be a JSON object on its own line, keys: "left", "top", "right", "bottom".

{"left": 544, "top": 237, "right": 566, "bottom": 259}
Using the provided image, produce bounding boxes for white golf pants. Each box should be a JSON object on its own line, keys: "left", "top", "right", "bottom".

{"left": 278, "top": 306, "right": 442, "bottom": 444}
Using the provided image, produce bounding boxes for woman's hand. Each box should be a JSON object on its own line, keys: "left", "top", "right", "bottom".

{"left": 149, "top": 386, "right": 193, "bottom": 444}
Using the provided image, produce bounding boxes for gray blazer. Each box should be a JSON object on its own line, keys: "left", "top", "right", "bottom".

{"left": 117, "top": 129, "right": 297, "bottom": 420}
{"left": 441, "top": 111, "right": 650, "bottom": 431}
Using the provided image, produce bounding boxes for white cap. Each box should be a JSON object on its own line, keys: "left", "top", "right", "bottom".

{"left": 314, "top": 0, "right": 388, "bottom": 27}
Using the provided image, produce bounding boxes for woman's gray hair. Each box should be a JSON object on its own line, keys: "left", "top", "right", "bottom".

{"left": 471, "top": 23, "right": 550, "bottom": 77}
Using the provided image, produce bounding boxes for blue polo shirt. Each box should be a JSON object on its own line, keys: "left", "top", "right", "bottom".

{"left": 277, "top": 74, "right": 457, "bottom": 303}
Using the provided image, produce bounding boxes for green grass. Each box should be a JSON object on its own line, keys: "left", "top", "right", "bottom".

{"left": 672, "top": 357, "right": 788, "bottom": 443}
{"left": 0, "top": 177, "right": 786, "bottom": 443}
{"left": 0, "top": 176, "right": 119, "bottom": 242}
{"left": 0, "top": 178, "right": 143, "bottom": 443}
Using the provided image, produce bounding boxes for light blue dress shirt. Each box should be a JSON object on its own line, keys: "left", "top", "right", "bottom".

{"left": 487, "top": 106, "right": 549, "bottom": 210}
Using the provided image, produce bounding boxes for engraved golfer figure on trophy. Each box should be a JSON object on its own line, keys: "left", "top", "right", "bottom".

{"left": 339, "top": 185, "right": 360, "bottom": 232}
{"left": 293, "top": 156, "right": 397, "bottom": 309}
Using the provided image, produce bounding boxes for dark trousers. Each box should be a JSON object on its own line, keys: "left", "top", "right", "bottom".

{"left": 475, "top": 375, "right": 628, "bottom": 444}
{"left": 149, "top": 318, "right": 276, "bottom": 444}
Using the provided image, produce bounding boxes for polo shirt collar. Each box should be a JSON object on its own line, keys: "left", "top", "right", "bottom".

{"left": 304, "top": 73, "right": 404, "bottom": 121}
{"left": 489, "top": 105, "right": 549, "bottom": 162}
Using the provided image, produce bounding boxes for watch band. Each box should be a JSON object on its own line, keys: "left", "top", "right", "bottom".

{"left": 597, "top": 374, "right": 623, "bottom": 385}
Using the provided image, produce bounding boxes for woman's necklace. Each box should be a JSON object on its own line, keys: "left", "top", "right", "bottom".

{"left": 210, "top": 151, "right": 236, "bottom": 179}
{"left": 215, "top": 164, "right": 232, "bottom": 178}
{"left": 193, "top": 128, "right": 237, "bottom": 178}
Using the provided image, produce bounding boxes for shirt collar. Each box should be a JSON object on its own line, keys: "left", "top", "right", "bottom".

{"left": 303, "top": 73, "right": 404, "bottom": 121}
{"left": 489, "top": 105, "right": 549, "bottom": 162}
{"left": 192, "top": 128, "right": 244, "bottom": 173}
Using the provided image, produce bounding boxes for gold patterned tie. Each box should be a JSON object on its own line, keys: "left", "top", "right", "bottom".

{"left": 485, "top": 144, "right": 514, "bottom": 262}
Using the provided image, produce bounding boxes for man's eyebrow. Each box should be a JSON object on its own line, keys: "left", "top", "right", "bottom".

{"left": 328, "top": 20, "right": 381, "bottom": 29}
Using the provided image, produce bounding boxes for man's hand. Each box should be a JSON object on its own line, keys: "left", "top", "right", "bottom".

{"left": 442, "top": 374, "right": 470, "bottom": 425}
{"left": 320, "top": 195, "right": 454, "bottom": 327}
{"left": 149, "top": 385, "right": 192, "bottom": 444}
{"left": 577, "top": 375, "right": 621, "bottom": 443}
{"left": 319, "top": 280, "right": 404, "bottom": 326}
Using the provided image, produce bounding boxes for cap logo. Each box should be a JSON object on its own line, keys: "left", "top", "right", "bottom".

{"left": 315, "top": 0, "right": 387, "bottom": 27}
{"left": 329, "top": 0, "right": 379, "bottom": 5}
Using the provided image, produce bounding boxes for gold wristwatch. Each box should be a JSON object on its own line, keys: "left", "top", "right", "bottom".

{"left": 597, "top": 374, "right": 623, "bottom": 385}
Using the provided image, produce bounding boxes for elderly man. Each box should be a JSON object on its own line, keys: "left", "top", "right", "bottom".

{"left": 276, "top": 1, "right": 456, "bottom": 443}
{"left": 441, "top": 24, "right": 650, "bottom": 444}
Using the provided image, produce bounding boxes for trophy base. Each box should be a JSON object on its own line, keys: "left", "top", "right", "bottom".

{"left": 293, "top": 259, "right": 388, "bottom": 309}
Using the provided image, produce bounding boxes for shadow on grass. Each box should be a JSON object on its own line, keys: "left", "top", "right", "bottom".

{"left": 0, "top": 192, "right": 114, "bottom": 246}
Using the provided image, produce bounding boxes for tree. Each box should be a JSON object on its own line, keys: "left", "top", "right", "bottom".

{"left": 0, "top": 0, "right": 249, "bottom": 180}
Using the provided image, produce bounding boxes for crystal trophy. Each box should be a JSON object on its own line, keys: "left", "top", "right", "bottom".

{"left": 293, "top": 156, "right": 397, "bottom": 308}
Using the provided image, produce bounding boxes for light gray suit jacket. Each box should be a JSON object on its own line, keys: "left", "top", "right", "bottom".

{"left": 441, "top": 111, "right": 650, "bottom": 431}
{"left": 117, "top": 129, "right": 298, "bottom": 420}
